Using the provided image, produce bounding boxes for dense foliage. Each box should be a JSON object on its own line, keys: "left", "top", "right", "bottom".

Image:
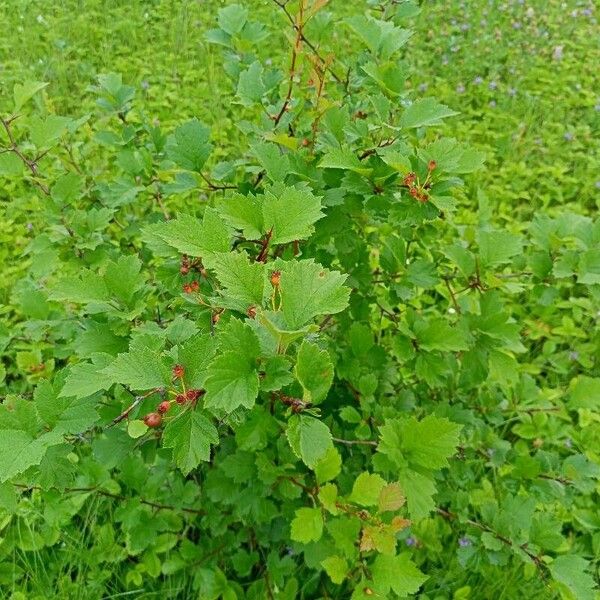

{"left": 0, "top": 1, "right": 599, "bottom": 599}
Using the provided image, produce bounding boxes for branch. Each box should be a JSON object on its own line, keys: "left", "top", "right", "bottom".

{"left": 333, "top": 437, "right": 377, "bottom": 447}
{"left": 14, "top": 484, "right": 204, "bottom": 516}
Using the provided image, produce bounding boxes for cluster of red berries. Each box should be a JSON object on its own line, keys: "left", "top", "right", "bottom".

{"left": 402, "top": 160, "right": 437, "bottom": 203}
{"left": 175, "top": 388, "right": 205, "bottom": 405}
{"left": 182, "top": 280, "right": 200, "bottom": 294}
{"left": 180, "top": 254, "right": 206, "bottom": 277}
{"left": 141, "top": 365, "right": 205, "bottom": 428}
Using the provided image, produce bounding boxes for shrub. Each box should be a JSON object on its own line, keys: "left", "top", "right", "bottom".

{"left": 0, "top": 1, "right": 598, "bottom": 598}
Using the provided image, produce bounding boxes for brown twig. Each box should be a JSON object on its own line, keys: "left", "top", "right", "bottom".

{"left": 0, "top": 116, "right": 50, "bottom": 195}
{"left": 107, "top": 388, "right": 160, "bottom": 428}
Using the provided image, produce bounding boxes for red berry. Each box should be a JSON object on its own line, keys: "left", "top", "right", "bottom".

{"left": 403, "top": 172, "right": 416, "bottom": 187}
{"left": 270, "top": 270, "right": 281, "bottom": 287}
{"left": 172, "top": 364, "right": 185, "bottom": 379}
{"left": 212, "top": 312, "right": 221, "bottom": 325}
{"left": 157, "top": 401, "right": 171, "bottom": 414}
{"left": 180, "top": 265, "right": 190, "bottom": 275}
{"left": 247, "top": 305, "right": 257, "bottom": 319}
{"left": 175, "top": 393, "right": 187, "bottom": 405}
{"left": 144, "top": 412, "right": 162, "bottom": 428}
{"left": 428, "top": 160, "right": 437, "bottom": 171}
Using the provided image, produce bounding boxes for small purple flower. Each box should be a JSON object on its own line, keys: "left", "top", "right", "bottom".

{"left": 141, "top": 80, "right": 149, "bottom": 90}
{"left": 405, "top": 536, "right": 416, "bottom": 547}
{"left": 473, "top": 76, "right": 483, "bottom": 85}
{"left": 418, "top": 83, "right": 428, "bottom": 93}
{"left": 26, "top": 222, "right": 33, "bottom": 231}
{"left": 564, "top": 438, "right": 573, "bottom": 449}
{"left": 460, "top": 23, "right": 470, "bottom": 32}
{"left": 552, "top": 45, "right": 564, "bottom": 60}
{"left": 512, "top": 21, "right": 522, "bottom": 29}
{"left": 489, "top": 100, "right": 497, "bottom": 108}
{"left": 569, "top": 351, "right": 579, "bottom": 361}
{"left": 564, "top": 132, "right": 574, "bottom": 142}
{"left": 582, "top": 8, "right": 592, "bottom": 17}
{"left": 456, "top": 83, "right": 466, "bottom": 93}
{"left": 508, "top": 87, "right": 517, "bottom": 97}
{"left": 489, "top": 81, "right": 498, "bottom": 90}
{"left": 458, "top": 536, "right": 472, "bottom": 547}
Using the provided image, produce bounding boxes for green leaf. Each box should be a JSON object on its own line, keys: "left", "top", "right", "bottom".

{"left": 378, "top": 482, "right": 406, "bottom": 513}
{"left": 479, "top": 230, "right": 522, "bottom": 268}
{"left": 290, "top": 507, "right": 323, "bottom": 544}
{"left": 372, "top": 553, "right": 428, "bottom": 596}
{"left": 549, "top": 555, "right": 596, "bottom": 600}
{"left": 204, "top": 351, "right": 260, "bottom": 413}
{"left": 400, "top": 98, "right": 458, "bottom": 129}
{"left": 13, "top": 81, "right": 48, "bottom": 111}
{"left": 127, "top": 420, "right": 148, "bottom": 439}
{"left": 399, "top": 469, "right": 436, "bottom": 520}
{"left": 379, "top": 415, "right": 462, "bottom": 470}
{"left": 294, "top": 340, "right": 333, "bottom": 404}
{"left": 204, "top": 251, "right": 268, "bottom": 312}
{"left": 217, "top": 193, "right": 264, "bottom": 240}
{"left": 414, "top": 318, "right": 470, "bottom": 352}
{"left": 251, "top": 142, "right": 289, "bottom": 183}
{"left": 261, "top": 187, "right": 324, "bottom": 244}
{"left": 177, "top": 334, "right": 217, "bottom": 388}
{"left": 29, "top": 115, "right": 72, "bottom": 148}
{"left": 287, "top": 414, "right": 333, "bottom": 468}
{"left": 162, "top": 410, "right": 219, "bottom": 475}
{"left": 101, "top": 345, "right": 171, "bottom": 391}
{"left": 315, "top": 447, "right": 342, "bottom": 484}
{"left": 279, "top": 260, "right": 350, "bottom": 329}
{"left": 218, "top": 187, "right": 324, "bottom": 245}
{"left": 35, "top": 378, "right": 99, "bottom": 434}
{"left": 167, "top": 119, "right": 212, "bottom": 172}
{"left": 148, "top": 208, "right": 231, "bottom": 257}
{"left": 236, "top": 61, "right": 265, "bottom": 107}
{"left": 104, "top": 255, "right": 145, "bottom": 306}
{"left": 218, "top": 4, "right": 248, "bottom": 35}
{"left": 319, "top": 147, "right": 372, "bottom": 176}
{"left": 350, "top": 472, "right": 386, "bottom": 507}
{"left": 0, "top": 430, "right": 63, "bottom": 483}
{"left": 321, "top": 556, "right": 348, "bottom": 584}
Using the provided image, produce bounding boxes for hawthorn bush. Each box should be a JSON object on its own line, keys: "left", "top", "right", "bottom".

{"left": 0, "top": 1, "right": 599, "bottom": 599}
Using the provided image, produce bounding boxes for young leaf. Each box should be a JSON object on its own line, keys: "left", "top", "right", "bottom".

{"left": 287, "top": 414, "right": 333, "bottom": 468}
{"left": 290, "top": 507, "right": 323, "bottom": 544}
{"left": 372, "top": 553, "right": 428, "bottom": 596}
{"left": 166, "top": 119, "right": 212, "bottom": 172}
{"left": 204, "top": 251, "right": 268, "bottom": 312}
{"left": 400, "top": 98, "right": 458, "bottom": 129}
{"left": 350, "top": 472, "right": 386, "bottom": 507}
{"left": 294, "top": 340, "right": 334, "bottom": 404}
